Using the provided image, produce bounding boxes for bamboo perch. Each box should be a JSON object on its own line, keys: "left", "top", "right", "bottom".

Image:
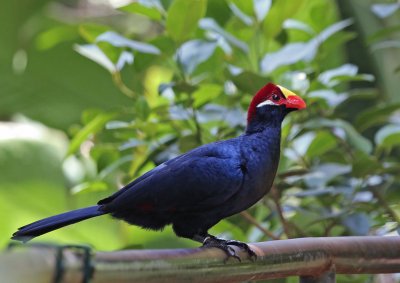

{"left": 1, "top": 236, "right": 400, "bottom": 283}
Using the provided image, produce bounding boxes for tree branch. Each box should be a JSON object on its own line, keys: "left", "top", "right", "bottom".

{"left": 2, "top": 237, "right": 400, "bottom": 283}
{"left": 240, "top": 211, "right": 279, "bottom": 240}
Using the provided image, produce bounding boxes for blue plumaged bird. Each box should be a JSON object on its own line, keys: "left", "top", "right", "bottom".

{"left": 12, "top": 83, "right": 306, "bottom": 259}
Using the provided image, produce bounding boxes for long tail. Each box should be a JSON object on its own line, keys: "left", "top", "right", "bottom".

{"left": 11, "top": 205, "right": 106, "bottom": 242}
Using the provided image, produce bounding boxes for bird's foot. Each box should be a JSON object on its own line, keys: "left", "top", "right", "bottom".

{"left": 202, "top": 235, "right": 257, "bottom": 262}
{"left": 224, "top": 239, "right": 257, "bottom": 261}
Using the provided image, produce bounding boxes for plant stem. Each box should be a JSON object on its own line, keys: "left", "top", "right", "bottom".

{"left": 112, "top": 71, "right": 136, "bottom": 98}
{"left": 270, "top": 186, "right": 306, "bottom": 238}
{"left": 240, "top": 211, "right": 279, "bottom": 240}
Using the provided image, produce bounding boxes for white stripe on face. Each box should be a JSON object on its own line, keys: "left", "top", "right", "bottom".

{"left": 256, "top": 100, "right": 277, "bottom": 108}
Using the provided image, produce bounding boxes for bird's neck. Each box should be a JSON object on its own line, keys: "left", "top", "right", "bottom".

{"left": 243, "top": 121, "right": 282, "bottom": 153}
{"left": 243, "top": 108, "right": 284, "bottom": 162}
{"left": 245, "top": 109, "right": 285, "bottom": 135}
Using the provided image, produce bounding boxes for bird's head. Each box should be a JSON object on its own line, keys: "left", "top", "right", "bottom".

{"left": 247, "top": 83, "right": 306, "bottom": 125}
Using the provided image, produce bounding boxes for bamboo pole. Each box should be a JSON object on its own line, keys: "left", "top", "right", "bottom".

{"left": 1, "top": 236, "right": 400, "bottom": 283}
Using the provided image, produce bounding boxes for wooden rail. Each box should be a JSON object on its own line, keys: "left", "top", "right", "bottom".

{"left": 1, "top": 236, "right": 399, "bottom": 283}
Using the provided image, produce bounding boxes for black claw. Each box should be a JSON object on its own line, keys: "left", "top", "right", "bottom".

{"left": 201, "top": 236, "right": 256, "bottom": 262}
{"left": 226, "top": 240, "right": 257, "bottom": 261}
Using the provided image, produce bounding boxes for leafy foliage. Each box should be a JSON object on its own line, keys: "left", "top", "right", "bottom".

{"left": 1, "top": 1, "right": 400, "bottom": 281}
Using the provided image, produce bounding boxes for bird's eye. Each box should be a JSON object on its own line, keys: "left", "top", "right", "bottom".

{"left": 272, "top": 94, "right": 279, "bottom": 101}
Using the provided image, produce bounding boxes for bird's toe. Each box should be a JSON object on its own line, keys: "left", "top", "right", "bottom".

{"left": 226, "top": 240, "right": 257, "bottom": 261}
{"left": 202, "top": 236, "right": 241, "bottom": 262}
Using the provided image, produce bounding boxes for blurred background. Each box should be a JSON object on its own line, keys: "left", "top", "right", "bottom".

{"left": 1, "top": 0, "right": 400, "bottom": 281}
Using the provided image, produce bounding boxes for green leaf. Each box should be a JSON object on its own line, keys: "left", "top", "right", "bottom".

{"left": 230, "top": 71, "right": 268, "bottom": 94}
{"left": 71, "top": 180, "right": 109, "bottom": 194}
{"left": 193, "top": 83, "right": 222, "bottom": 108}
{"left": 119, "top": 2, "right": 163, "bottom": 20}
{"left": 35, "top": 26, "right": 77, "bottom": 50}
{"left": 79, "top": 24, "right": 110, "bottom": 43}
{"left": 355, "top": 103, "right": 400, "bottom": 132}
{"left": 166, "top": 0, "right": 207, "bottom": 42}
{"left": 306, "top": 131, "right": 337, "bottom": 158}
{"left": 135, "top": 97, "right": 151, "bottom": 120}
{"left": 305, "top": 118, "right": 373, "bottom": 154}
{"left": 352, "top": 152, "right": 381, "bottom": 178}
{"left": 262, "top": 0, "right": 305, "bottom": 39}
{"left": 367, "top": 24, "right": 400, "bottom": 44}
{"left": 68, "top": 112, "right": 116, "bottom": 155}
{"left": 332, "top": 120, "right": 373, "bottom": 154}
{"left": 375, "top": 124, "right": 400, "bottom": 149}
{"left": 229, "top": 0, "right": 253, "bottom": 16}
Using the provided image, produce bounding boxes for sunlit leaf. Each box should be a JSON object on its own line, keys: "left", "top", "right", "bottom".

{"left": 283, "top": 19, "right": 314, "bottom": 34}
{"left": 290, "top": 132, "right": 315, "bottom": 156}
{"left": 261, "top": 42, "right": 308, "bottom": 74}
{"left": 261, "top": 19, "right": 353, "bottom": 73}
{"left": 96, "top": 31, "right": 160, "bottom": 54}
{"left": 253, "top": 0, "right": 271, "bottom": 22}
{"left": 106, "top": 121, "right": 131, "bottom": 130}
{"left": 228, "top": 2, "right": 253, "bottom": 26}
{"left": 176, "top": 40, "right": 217, "bottom": 74}
{"left": 75, "top": 42, "right": 133, "bottom": 72}
{"left": 375, "top": 124, "right": 400, "bottom": 149}
{"left": 318, "top": 64, "right": 357, "bottom": 86}
{"left": 74, "top": 44, "right": 116, "bottom": 73}
{"left": 199, "top": 18, "right": 249, "bottom": 52}
{"left": 308, "top": 89, "right": 348, "bottom": 108}
{"left": 371, "top": 3, "right": 400, "bottom": 19}
{"left": 120, "top": 139, "right": 147, "bottom": 151}
{"left": 293, "top": 163, "right": 352, "bottom": 188}
{"left": 371, "top": 40, "right": 400, "bottom": 52}
{"left": 116, "top": 51, "right": 134, "bottom": 71}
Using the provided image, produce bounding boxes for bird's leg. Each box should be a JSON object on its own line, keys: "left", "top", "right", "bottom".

{"left": 194, "top": 234, "right": 257, "bottom": 262}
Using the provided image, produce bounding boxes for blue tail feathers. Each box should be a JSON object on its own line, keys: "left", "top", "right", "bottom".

{"left": 12, "top": 205, "right": 105, "bottom": 242}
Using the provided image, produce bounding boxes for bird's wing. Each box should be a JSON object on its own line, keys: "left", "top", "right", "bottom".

{"left": 100, "top": 141, "right": 245, "bottom": 213}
